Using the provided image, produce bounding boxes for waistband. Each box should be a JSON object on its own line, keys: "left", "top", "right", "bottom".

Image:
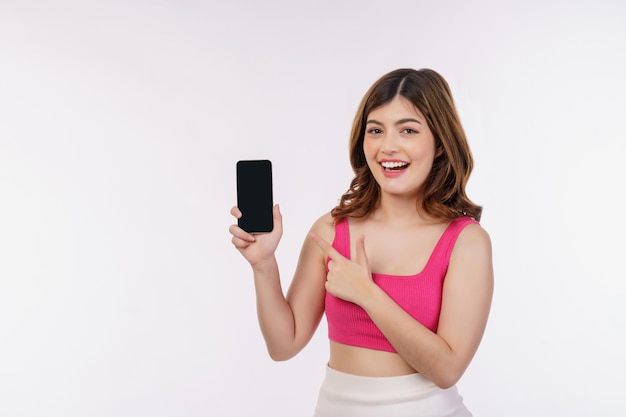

{"left": 320, "top": 366, "right": 440, "bottom": 403}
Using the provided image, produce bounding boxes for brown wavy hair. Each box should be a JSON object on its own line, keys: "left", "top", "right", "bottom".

{"left": 331, "top": 68, "right": 482, "bottom": 223}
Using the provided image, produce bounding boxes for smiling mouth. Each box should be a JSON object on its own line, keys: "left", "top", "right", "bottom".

{"left": 381, "top": 161, "right": 410, "bottom": 172}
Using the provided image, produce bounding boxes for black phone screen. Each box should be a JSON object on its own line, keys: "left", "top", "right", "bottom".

{"left": 236, "top": 160, "right": 273, "bottom": 233}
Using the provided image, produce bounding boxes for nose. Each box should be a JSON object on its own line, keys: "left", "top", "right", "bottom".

{"left": 381, "top": 133, "right": 398, "bottom": 154}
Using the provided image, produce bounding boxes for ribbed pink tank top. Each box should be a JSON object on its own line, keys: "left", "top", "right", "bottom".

{"left": 325, "top": 216, "right": 478, "bottom": 353}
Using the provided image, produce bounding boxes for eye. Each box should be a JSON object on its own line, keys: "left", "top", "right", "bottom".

{"left": 401, "top": 128, "right": 418, "bottom": 134}
{"left": 366, "top": 128, "right": 383, "bottom": 135}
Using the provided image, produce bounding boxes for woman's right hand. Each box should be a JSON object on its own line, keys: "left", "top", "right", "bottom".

{"left": 229, "top": 204, "right": 283, "bottom": 267}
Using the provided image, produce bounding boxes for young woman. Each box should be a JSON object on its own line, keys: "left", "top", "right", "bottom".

{"left": 229, "top": 68, "right": 493, "bottom": 417}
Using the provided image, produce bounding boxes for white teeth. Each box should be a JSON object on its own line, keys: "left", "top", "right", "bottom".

{"left": 381, "top": 161, "right": 409, "bottom": 169}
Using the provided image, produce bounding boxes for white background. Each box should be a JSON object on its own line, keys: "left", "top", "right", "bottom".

{"left": 1, "top": 1, "right": 625, "bottom": 416}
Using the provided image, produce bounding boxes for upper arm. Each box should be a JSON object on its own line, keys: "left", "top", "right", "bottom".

{"left": 436, "top": 223, "right": 494, "bottom": 373}
{"left": 284, "top": 213, "right": 334, "bottom": 350}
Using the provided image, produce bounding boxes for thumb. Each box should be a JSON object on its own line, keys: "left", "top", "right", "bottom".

{"left": 272, "top": 204, "right": 283, "bottom": 233}
{"left": 354, "top": 234, "right": 369, "bottom": 268}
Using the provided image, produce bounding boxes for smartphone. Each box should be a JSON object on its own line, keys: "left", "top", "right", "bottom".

{"left": 236, "top": 160, "right": 274, "bottom": 233}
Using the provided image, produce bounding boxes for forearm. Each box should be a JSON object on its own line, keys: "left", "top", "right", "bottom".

{"left": 361, "top": 287, "right": 462, "bottom": 388}
{"left": 251, "top": 257, "right": 299, "bottom": 360}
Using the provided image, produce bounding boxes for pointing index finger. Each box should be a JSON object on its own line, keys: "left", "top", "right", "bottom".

{"left": 309, "top": 233, "right": 344, "bottom": 261}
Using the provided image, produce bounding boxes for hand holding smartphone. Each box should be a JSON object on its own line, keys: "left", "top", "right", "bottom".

{"left": 236, "top": 160, "right": 274, "bottom": 233}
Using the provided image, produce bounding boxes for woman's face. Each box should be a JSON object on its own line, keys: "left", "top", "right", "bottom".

{"left": 363, "top": 95, "right": 439, "bottom": 199}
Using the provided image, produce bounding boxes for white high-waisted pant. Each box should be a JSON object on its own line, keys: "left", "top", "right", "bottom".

{"left": 313, "top": 366, "right": 472, "bottom": 417}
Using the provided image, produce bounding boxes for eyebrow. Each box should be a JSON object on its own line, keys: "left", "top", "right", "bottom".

{"left": 366, "top": 118, "right": 423, "bottom": 126}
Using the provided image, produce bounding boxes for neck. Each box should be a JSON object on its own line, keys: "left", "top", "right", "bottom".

{"left": 372, "top": 193, "right": 433, "bottom": 225}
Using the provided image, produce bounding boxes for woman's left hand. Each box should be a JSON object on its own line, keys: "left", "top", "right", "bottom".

{"left": 309, "top": 233, "right": 376, "bottom": 306}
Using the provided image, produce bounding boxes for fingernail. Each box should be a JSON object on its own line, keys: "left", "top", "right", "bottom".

{"left": 248, "top": 235, "right": 256, "bottom": 242}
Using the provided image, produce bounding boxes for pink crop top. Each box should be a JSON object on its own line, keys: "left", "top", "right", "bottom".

{"left": 325, "top": 216, "right": 478, "bottom": 353}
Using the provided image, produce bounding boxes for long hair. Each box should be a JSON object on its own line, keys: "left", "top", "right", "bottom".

{"left": 331, "top": 68, "right": 482, "bottom": 223}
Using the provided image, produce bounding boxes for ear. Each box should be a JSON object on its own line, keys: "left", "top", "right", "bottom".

{"left": 435, "top": 145, "right": 444, "bottom": 158}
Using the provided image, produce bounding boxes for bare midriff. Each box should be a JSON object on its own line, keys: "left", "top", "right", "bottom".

{"left": 328, "top": 340, "right": 417, "bottom": 377}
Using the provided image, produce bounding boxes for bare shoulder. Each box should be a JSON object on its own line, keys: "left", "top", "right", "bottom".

{"left": 448, "top": 221, "right": 493, "bottom": 285}
{"left": 309, "top": 211, "right": 336, "bottom": 242}
{"left": 454, "top": 222, "right": 492, "bottom": 257}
